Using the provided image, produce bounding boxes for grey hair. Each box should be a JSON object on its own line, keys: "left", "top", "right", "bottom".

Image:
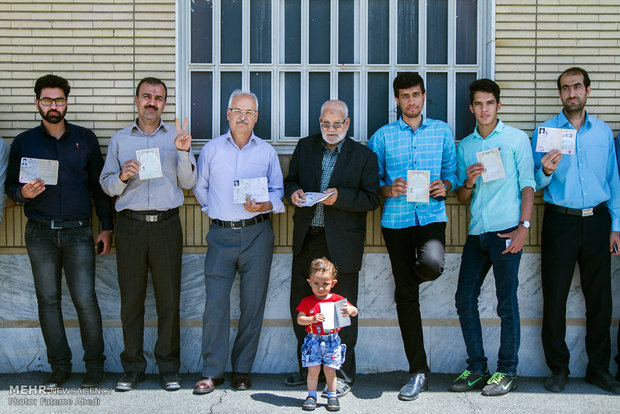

{"left": 228, "top": 89, "right": 259, "bottom": 111}
{"left": 320, "top": 100, "right": 349, "bottom": 120}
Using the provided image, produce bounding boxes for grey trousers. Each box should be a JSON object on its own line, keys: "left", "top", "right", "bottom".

{"left": 200, "top": 219, "right": 274, "bottom": 378}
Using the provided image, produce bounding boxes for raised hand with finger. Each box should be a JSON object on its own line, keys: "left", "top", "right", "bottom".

{"left": 175, "top": 117, "right": 192, "bottom": 152}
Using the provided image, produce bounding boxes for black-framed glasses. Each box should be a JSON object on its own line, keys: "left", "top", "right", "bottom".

{"left": 38, "top": 97, "right": 67, "bottom": 107}
{"left": 229, "top": 108, "right": 257, "bottom": 116}
{"left": 319, "top": 120, "right": 347, "bottom": 129}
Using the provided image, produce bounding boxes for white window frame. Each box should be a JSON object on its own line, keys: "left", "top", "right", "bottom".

{"left": 176, "top": 0, "right": 495, "bottom": 152}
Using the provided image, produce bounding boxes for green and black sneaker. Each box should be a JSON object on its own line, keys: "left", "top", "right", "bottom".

{"left": 481, "top": 372, "right": 517, "bottom": 396}
{"left": 450, "top": 369, "right": 490, "bottom": 392}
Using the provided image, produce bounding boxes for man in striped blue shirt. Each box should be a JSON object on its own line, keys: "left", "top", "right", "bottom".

{"left": 533, "top": 67, "right": 620, "bottom": 395}
{"left": 368, "top": 72, "right": 457, "bottom": 401}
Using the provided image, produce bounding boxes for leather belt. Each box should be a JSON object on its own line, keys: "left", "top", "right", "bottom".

{"left": 121, "top": 208, "right": 179, "bottom": 223}
{"left": 545, "top": 202, "right": 606, "bottom": 217}
{"left": 307, "top": 226, "right": 325, "bottom": 236}
{"left": 31, "top": 218, "right": 90, "bottom": 230}
{"left": 212, "top": 213, "right": 270, "bottom": 229}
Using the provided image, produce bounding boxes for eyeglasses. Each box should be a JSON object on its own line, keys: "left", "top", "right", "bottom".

{"left": 229, "top": 108, "right": 257, "bottom": 116}
{"left": 39, "top": 97, "right": 67, "bottom": 107}
{"left": 319, "top": 120, "right": 347, "bottom": 129}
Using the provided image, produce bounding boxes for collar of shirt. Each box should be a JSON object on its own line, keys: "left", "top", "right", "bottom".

{"left": 37, "top": 121, "right": 70, "bottom": 141}
{"left": 321, "top": 138, "right": 345, "bottom": 155}
{"left": 472, "top": 119, "right": 505, "bottom": 141}
{"left": 397, "top": 115, "right": 430, "bottom": 133}
{"left": 131, "top": 119, "right": 168, "bottom": 136}
{"left": 224, "top": 130, "right": 260, "bottom": 150}
{"left": 555, "top": 109, "right": 592, "bottom": 132}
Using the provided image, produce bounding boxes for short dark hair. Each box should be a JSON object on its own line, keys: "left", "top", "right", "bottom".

{"left": 393, "top": 72, "right": 425, "bottom": 97}
{"left": 557, "top": 67, "right": 590, "bottom": 91}
{"left": 469, "top": 78, "right": 500, "bottom": 105}
{"left": 34, "top": 74, "right": 70, "bottom": 99}
{"left": 135, "top": 77, "right": 167, "bottom": 100}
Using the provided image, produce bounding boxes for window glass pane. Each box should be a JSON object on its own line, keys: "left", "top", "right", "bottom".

{"left": 367, "top": 72, "right": 389, "bottom": 137}
{"left": 368, "top": 0, "right": 389, "bottom": 64}
{"left": 284, "top": 72, "right": 301, "bottom": 136}
{"left": 220, "top": 72, "right": 242, "bottom": 135}
{"left": 284, "top": 0, "right": 301, "bottom": 64}
{"left": 455, "top": 73, "right": 476, "bottom": 140}
{"left": 308, "top": 73, "right": 330, "bottom": 136}
{"left": 338, "top": 0, "right": 355, "bottom": 64}
{"left": 250, "top": 72, "right": 272, "bottom": 139}
{"left": 250, "top": 0, "right": 271, "bottom": 64}
{"left": 427, "top": 0, "right": 448, "bottom": 65}
{"left": 456, "top": 0, "right": 477, "bottom": 64}
{"left": 426, "top": 72, "right": 447, "bottom": 122}
{"left": 397, "top": 0, "right": 418, "bottom": 65}
{"left": 309, "top": 0, "right": 330, "bottom": 64}
{"left": 191, "top": 0, "right": 212, "bottom": 64}
{"left": 221, "top": 0, "right": 242, "bottom": 64}
{"left": 191, "top": 72, "right": 213, "bottom": 139}
{"left": 338, "top": 72, "right": 355, "bottom": 137}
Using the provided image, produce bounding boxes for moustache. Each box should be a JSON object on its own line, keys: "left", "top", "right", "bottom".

{"left": 236, "top": 119, "right": 249, "bottom": 125}
{"left": 144, "top": 105, "right": 158, "bottom": 110}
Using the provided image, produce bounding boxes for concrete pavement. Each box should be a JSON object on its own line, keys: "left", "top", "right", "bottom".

{"left": 1, "top": 371, "right": 619, "bottom": 413}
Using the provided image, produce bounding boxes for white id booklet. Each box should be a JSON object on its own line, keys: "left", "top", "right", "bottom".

{"left": 299, "top": 191, "right": 336, "bottom": 207}
{"left": 319, "top": 298, "right": 351, "bottom": 331}
{"left": 136, "top": 148, "right": 163, "bottom": 180}
{"left": 535, "top": 127, "right": 576, "bottom": 155}
{"left": 406, "top": 170, "right": 430, "bottom": 203}
{"left": 476, "top": 148, "right": 505, "bottom": 183}
{"left": 19, "top": 157, "right": 59, "bottom": 185}
{"left": 233, "top": 177, "right": 269, "bottom": 204}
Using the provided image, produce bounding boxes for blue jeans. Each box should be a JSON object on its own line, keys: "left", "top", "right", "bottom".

{"left": 25, "top": 220, "right": 105, "bottom": 372}
{"left": 455, "top": 228, "right": 521, "bottom": 376}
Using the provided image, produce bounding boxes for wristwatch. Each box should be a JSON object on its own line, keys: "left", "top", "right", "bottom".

{"left": 519, "top": 220, "right": 531, "bottom": 229}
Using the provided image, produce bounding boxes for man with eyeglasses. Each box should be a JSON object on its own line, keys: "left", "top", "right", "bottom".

{"left": 192, "top": 89, "right": 284, "bottom": 395}
{"left": 5, "top": 74, "right": 114, "bottom": 390}
{"left": 368, "top": 72, "right": 457, "bottom": 401}
{"left": 283, "top": 100, "right": 380, "bottom": 397}
{"left": 100, "top": 77, "right": 197, "bottom": 392}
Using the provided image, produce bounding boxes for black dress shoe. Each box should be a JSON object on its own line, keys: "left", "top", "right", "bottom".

{"left": 82, "top": 367, "right": 104, "bottom": 388}
{"left": 160, "top": 372, "right": 181, "bottom": 391}
{"left": 544, "top": 368, "right": 568, "bottom": 393}
{"left": 585, "top": 368, "right": 620, "bottom": 394}
{"left": 116, "top": 371, "right": 146, "bottom": 392}
{"left": 232, "top": 372, "right": 252, "bottom": 390}
{"left": 43, "top": 370, "right": 71, "bottom": 390}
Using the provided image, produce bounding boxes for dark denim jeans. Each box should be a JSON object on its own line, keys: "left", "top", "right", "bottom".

{"left": 25, "top": 219, "right": 105, "bottom": 372}
{"left": 455, "top": 228, "right": 521, "bottom": 376}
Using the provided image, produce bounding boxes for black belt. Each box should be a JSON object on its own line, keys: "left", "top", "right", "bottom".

{"left": 212, "top": 213, "right": 270, "bottom": 229}
{"left": 307, "top": 226, "right": 325, "bottom": 236}
{"left": 121, "top": 208, "right": 179, "bottom": 223}
{"left": 545, "top": 202, "right": 606, "bottom": 217}
{"left": 31, "top": 218, "right": 90, "bottom": 230}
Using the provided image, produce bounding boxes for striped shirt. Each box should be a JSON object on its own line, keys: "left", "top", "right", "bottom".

{"left": 311, "top": 140, "right": 344, "bottom": 227}
{"left": 368, "top": 117, "right": 457, "bottom": 229}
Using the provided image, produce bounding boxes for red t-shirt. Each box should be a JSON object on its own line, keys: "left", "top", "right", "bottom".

{"left": 296, "top": 293, "right": 350, "bottom": 334}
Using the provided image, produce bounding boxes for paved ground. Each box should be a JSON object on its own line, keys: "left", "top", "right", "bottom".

{"left": 0, "top": 371, "right": 619, "bottom": 413}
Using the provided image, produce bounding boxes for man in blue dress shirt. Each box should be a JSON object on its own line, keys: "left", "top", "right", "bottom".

{"left": 192, "top": 90, "right": 284, "bottom": 395}
{"left": 533, "top": 67, "right": 620, "bottom": 394}
{"left": 451, "top": 79, "right": 535, "bottom": 396}
{"left": 368, "top": 72, "right": 457, "bottom": 401}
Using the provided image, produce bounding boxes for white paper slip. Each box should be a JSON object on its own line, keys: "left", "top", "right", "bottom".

{"left": 319, "top": 298, "right": 351, "bottom": 331}
{"left": 299, "top": 191, "right": 336, "bottom": 207}
{"left": 233, "top": 177, "right": 269, "bottom": 204}
{"left": 476, "top": 148, "right": 505, "bottom": 183}
{"left": 406, "top": 170, "right": 430, "bottom": 203}
{"left": 136, "top": 148, "right": 163, "bottom": 180}
{"left": 535, "top": 127, "right": 576, "bottom": 155}
{"left": 19, "top": 157, "right": 59, "bottom": 185}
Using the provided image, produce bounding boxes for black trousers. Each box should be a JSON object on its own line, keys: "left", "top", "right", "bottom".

{"left": 541, "top": 206, "right": 612, "bottom": 372}
{"left": 115, "top": 212, "right": 183, "bottom": 374}
{"left": 382, "top": 222, "right": 446, "bottom": 374}
{"left": 289, "top": 230, "right": 359, "bottom": 384}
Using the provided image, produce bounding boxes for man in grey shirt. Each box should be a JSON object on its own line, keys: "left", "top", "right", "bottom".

{"left": 100, "top": 77, "right": 197, "bottom": 392}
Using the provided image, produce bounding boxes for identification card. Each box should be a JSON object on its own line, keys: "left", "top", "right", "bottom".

{"left": 476, "top": 148, "right": 505, "bottom": 183}
{"left": 406, "top": 170, "right": 430, "bottom": 203}
{"left": 319, "top": 298, "right": 351, "bottom": 331}
{"left": 299, "top": 191, "right": 336, "bottom": 207}
{"left": 535, "top": 127, "right": 576, "bottom": 155}
{"left": 233, "top": 177, "right": 269, "bottom": 204}
{"left": 136, "top": 148, "right": 163, "bottom": 180}
{"left": 19, "top": 157, "right": 59, "bottom": 185}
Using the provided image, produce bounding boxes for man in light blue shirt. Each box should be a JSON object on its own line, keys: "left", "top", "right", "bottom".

{"left": 533, "top": 67, "right": 620, "bottom": 394}
{"left": 192, "top": 90, "right": 284, "bottom": 395}
{"left": 452, "top": 79, "right": 534, "bottom": 396}
{"left": 368, "top": 72, "right": 457, "bottom": 401}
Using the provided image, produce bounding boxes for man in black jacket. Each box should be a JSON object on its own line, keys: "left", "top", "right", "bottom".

{"left": 284, "top": 100, "right": 380, "bottom": 396}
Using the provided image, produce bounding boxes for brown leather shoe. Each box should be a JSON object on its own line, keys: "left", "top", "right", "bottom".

{"left": 232, "top": 372, "right": 252, "bottom": 391}
{"left": 193, "top": 377, "right": 224, "bottom": 395}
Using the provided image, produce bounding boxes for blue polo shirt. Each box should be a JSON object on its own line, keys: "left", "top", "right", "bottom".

{"left": 457, "top": 120, "right": 535, "bottom": 235}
